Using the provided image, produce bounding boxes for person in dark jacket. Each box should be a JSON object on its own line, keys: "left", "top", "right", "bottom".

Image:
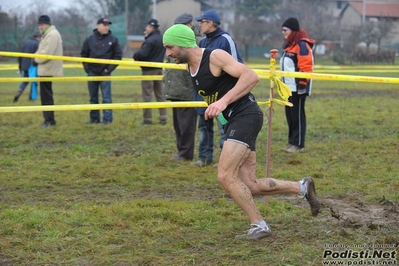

{"left": 279, "top": 17, "right": 314, "bottom": 153}
{"left": 133, "top": 19, "right": 167, "bottom": 125}
{"left": 191, "top": 9, "right": 243, "bottom": 167}
{"left": 13, "top": 32, "right": 41, "bottom": 102}
{"left": 164, "top": 13, "right": 202, "bottom": 161}
{"left": 81, "top": 17, "right": 122, "bottom": 124}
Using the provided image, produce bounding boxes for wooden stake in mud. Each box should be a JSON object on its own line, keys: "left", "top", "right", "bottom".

{"left": 265, "top": 49, "right": 279, "bottom": 206}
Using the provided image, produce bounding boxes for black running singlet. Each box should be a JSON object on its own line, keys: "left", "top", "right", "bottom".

{"left": 189, "top": 48, "right": 261, "bottom": 124}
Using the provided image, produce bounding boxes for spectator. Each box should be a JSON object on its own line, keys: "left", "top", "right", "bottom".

{"left": 34, "top": 15, "right": 63, "bottom": 128}
{"left": 13, "top": 32, "right": 41, "bottom": 103}
{"left": 133, "top": 19, "right": 167, "bottom": 125}
{"left": 164, "top": 13, "right": 202, "bottom": 161}
{"left": 81, "top": 17, "right": 122, "bottom": 125}
{"left": 191, "top": 10, "right": 243, "bottom": 167}
{"left": 280, "top": 18, "right": 315, "bottom": 153}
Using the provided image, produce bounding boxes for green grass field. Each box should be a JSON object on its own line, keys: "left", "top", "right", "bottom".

{"left": 0, "top": 61, "right": 398, "bottom": 265}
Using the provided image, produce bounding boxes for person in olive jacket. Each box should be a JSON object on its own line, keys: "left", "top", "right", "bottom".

{"left": 81, "top": 17, "right": 122, "bottom": 124}
{"left": 164, "top": 13, "right": 202, "bottom": 161}
{"left": 34, "top": 15, "right": 63, "bottom": 128}
{"left": 133, "top": 19, "right": 167, "bottom": 125}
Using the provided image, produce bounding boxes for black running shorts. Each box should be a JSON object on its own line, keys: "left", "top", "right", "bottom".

{"left": 224, "top": 112, "right": 263, "bottom": 151}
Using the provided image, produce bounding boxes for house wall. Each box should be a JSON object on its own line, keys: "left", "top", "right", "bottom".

{"left": 340, "top": 5, "right": 362, "bottom": 27}
{"left": 340, "top": 4, "right": 399, "bottom": 48}
{"left": 390, "top": 21, "right": 399, "bottom": 46}
{"left": 325, "top": 1, "right": 347, "bottom": 18}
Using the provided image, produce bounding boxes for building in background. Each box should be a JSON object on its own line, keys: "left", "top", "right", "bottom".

{"left": 339, "top": 1, "right": 399, "bottom": 43}
{"left": 1, "top": 0, "right": 398, "bottom": 59}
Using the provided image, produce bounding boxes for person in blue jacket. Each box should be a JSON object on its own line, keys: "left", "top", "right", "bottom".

{"left": 81, "top": 17, "right": 123, "bottom": 125}
{"left": 13, "top": 32, "right": 41, "bottom": 102}
{"left": 191, "top": 10, "right": 243, "bottom": 167}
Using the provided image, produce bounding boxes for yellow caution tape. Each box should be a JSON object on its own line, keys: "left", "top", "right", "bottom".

{"left": 1, "top": 52, "right": 397, "bottom": 83}
{"left": 0, "top": 101, "right": 271, "bottom": 113}
{"left": 0, "top": 64, "right": 141, "bottom": 70}
{"left": 0, "top": 51, "right": 186, "bottom": 70}
{"left": 0, "top": 102, "right": 206, "bottom": 113}
{"left": 255, "top": 70, "right": 399, "bottom": 84}
{"left": 0, "top": 76, "right": 163, "bottom": 82}
{"left": 2, "top": 63, "right": 398, "bottom": 72}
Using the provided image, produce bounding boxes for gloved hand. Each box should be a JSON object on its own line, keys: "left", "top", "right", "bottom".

{"left": 297, "top": 84, "right": 307, "bottom": 97}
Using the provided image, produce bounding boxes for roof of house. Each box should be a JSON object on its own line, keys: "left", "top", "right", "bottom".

{"left": 348, "top": 2, "right": 399, "bottom": 18}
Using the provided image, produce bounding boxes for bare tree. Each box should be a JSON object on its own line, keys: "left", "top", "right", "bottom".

{"left": 0, "top": 0, "right": 75, "bottom": 52}
{"left": 232, "top": 0, "right": 283, "bottom": 62}
{"left": 359, "top": 21, "right": 379, "bottom": 53}
{"left": 0, "top": 1, "right": 91, "bottom": 57}
{"left": 51, "top": 8, "right": 91, "bottom": 56}
{"left": 0, "top": 8, "right": 35, "bottom": 52}
{"left": 126, "top": 0, "right": 152, "bottom": 35}
{"left": 76, "top": 0, "right": 110, "bottom": 18}
{"left": 374, "top": 18, "right": 395, "bottom": 52}
{"left": 233, "top": 16, "right": 264, "bottom": 62}
{"left": 74, "top": 0, "right": 151, "bottom": 35}
{"left": 29, "top": 0, "right": 56, "bottom": 14}
{"left": 277, "top": 0, "right": 341, "bottom": 58}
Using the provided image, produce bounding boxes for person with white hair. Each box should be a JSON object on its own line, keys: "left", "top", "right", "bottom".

{"left": 191, "top": 9, "right": 243, "bottom": 167}
{"left": 34, "top": 15, "right": 63, "bottom": 128}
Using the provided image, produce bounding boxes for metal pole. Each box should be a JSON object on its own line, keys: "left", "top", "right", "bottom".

{"left": 152, "top": 0, "right": 157, "bottom": 19}
{"left": 362, "top": 0, "right": 366, "bottom": 25}
{"left": 265, "top": 49, "right": 278, "bottom": 206}
{"left": 125, "top": 0, "right": 129, "bottom": 45}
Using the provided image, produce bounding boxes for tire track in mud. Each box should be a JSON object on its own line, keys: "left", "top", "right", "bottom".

{"left": 269, "top": 194, "right": 399, "bottom": 233}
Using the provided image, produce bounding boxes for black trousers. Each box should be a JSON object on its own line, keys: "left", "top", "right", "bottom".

{"left": 285, "top": 92, "right": 307, "bottom": 148}
{"left": 39, "top": 78, "right": 56, "bottom": 124}
{"left": 172, "top": 103, "right": 197, "bottom": 160}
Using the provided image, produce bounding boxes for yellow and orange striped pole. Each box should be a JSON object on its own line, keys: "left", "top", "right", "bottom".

{"left": 265, "top": 49, "right": 279, "bottom": 206}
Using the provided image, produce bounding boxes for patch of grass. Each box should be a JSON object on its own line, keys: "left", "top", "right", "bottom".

{"left": 0, "top": 65, "right": 398, "bottom": 265}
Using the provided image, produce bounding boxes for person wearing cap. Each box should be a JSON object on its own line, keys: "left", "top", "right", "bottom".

{"left": 191, "top": 9, "right": 243, "bottom": 167}
{"left": 163, "top": 13, "right": 202, "bottom": 162}
{"left": 133, "top": 19, "right": 167, "bottom": 125}
{"left": 81, "top": 17, "right": 123, "bottom": 125}
{"left": 13, "top": 32, "right": 41, "bottom": 103}
{"left": 163, "top": 24, "right": 320, "bottom": 240}
{"left": 34, "top": 15, "right": 63, "bottom": 128}
{"left": 280, "top": 17, "right": 315, "bottom": 153}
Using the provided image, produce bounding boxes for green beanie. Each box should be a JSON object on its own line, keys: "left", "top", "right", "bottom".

{"left": 163, "top": 24, "right": 197, "bottom": 48}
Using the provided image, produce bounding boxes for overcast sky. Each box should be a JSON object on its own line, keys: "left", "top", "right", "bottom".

{"left": 0, "top": 0, "right": 73, "bottom": 12}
